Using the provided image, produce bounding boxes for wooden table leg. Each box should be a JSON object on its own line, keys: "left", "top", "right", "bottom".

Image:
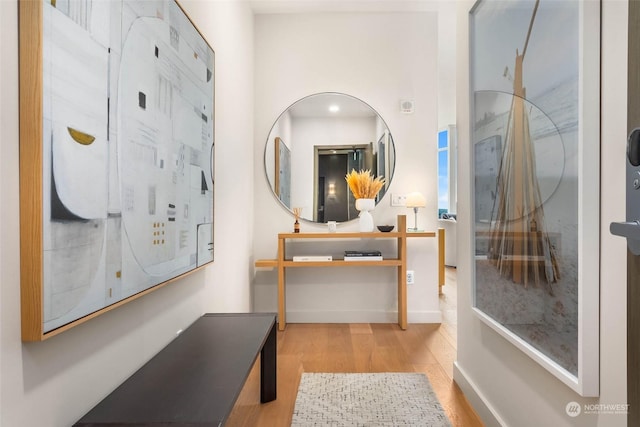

{"left": 277, "top": 237, "right": 286, "bottom": 331}
{"left": 438, "top": 227, "right": 445, "bottom": 295}
{"left": 397, "top": 266, "right": 407, "bottom": 330}
{"left": 277, "top": 268, "right": 285, "bottom": 331}
{"left": 397, "top": 215, "right": 407, "bottom": 330}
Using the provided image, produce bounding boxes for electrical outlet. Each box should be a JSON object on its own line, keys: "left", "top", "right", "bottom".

{"left": 406, "top": 270, "right": 415, "bottom": 285}
{"left": 391, "top": 194, "right": 407, "bottom": 207}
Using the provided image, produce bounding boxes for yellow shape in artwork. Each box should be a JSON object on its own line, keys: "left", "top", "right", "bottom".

{"left": 67, "top": 127, "right": 96, "bottom": 145}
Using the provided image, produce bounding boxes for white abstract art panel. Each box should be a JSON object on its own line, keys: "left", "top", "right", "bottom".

{"left": 40, "top": 0, "right": 214, "bottom": 333}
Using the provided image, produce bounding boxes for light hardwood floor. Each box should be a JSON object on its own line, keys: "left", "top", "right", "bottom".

{"left": 227, "top": 267, "right": 483, "bottom": 426}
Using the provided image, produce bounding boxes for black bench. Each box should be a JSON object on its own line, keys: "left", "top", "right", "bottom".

{"left": 74, "top": 312, "right": 277, "bottom": 426}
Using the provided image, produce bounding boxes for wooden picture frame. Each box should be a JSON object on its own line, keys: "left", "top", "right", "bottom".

{"left": 19, "top": 0, "right": 215, "bottom": 341}
{"left": 274, "top": 136, "right": 291, "bottom": 206}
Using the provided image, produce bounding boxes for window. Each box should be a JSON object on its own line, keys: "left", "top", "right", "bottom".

{"left": 437, "top": 125, "right": 456, "bottom": 218}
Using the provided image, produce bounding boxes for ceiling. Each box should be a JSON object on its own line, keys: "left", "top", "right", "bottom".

{"left": 287, "top": 93, "right": 379, "bottom": 119}
{"left": 249, "top": 0, "right": 443, "bottom": 14}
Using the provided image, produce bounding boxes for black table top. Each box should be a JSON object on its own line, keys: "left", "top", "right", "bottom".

{"left": 74, "top": 313, "right": 277, "bottom": 427}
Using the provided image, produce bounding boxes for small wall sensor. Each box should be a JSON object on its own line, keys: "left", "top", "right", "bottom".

{"left": 400, "top": 99, "right": 415, "bottom": 114}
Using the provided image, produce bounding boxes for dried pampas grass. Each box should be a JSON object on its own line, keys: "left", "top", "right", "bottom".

{"left": 345, "top": 169, "right": 385, "bottom": 199}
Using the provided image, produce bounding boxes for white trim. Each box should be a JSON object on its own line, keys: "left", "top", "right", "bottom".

{"left": 286, "top": 309, "right": 442, "bottom": 324}
{"left": 448, "top": 124, "right": 458, "bottom": 214}
{"left": 575, "top": 0, "right": 601, "bottom": 398}
{"left": 473, "top": 307, "right": 588, "bottom": 394}
{"left": 453, "top": 362, "right": 507, "bottom": 427}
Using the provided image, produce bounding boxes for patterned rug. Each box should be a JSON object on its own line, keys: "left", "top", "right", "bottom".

{"left": 291, "top": 373, "right": 451, "bottom": 426}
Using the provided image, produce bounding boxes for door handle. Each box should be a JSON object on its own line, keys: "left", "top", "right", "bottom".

{"left": 610, "top": 128, "right": 640, "bottom": 255}
{"left": 611, "top": 221, "right": 640, "bottom": 240}
{"left": 611, "top": 221, "right": 640, "bottom": 255}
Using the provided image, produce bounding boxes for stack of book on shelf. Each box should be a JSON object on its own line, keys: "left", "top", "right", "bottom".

{"left": 343, "top": 250, "right": 383, "bottom": 261}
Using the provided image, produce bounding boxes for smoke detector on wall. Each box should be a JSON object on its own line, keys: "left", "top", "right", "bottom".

{"left": 400, "top": 99, "right": 415, "bottom": 114}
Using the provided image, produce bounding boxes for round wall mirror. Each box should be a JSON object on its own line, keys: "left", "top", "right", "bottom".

{"left": 264, "top": 92, "right": 395, "bottom": 223}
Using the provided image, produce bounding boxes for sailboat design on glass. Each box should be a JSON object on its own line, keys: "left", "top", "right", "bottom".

{"left": 487, "top": 0, "right": 560, "bottom": 292}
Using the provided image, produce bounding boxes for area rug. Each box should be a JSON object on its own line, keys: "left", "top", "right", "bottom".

{"left": 291, "top": 373, "right": 451, "bottom": 426}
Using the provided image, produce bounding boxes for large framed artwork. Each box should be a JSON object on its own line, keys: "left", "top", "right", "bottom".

{"left": 470, "top": 0, "right": 600, "bottom": 396}
{"left": 19, "top": 0, "right": 215, "bottom": 341}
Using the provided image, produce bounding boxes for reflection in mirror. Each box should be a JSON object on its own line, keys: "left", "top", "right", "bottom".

{"left": 264, "top": 93, "right": 395, "bottom": 223}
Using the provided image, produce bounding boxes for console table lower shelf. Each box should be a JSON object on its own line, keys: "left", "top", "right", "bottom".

{"left": 73, "top": 312, "right": 277, "bottom": 427}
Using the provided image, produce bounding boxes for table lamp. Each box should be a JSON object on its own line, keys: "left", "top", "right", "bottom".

{"left": 406, "top": 192, "right": 426, "bottom": 231}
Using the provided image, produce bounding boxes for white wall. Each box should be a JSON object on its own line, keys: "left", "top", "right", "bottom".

{"left": 202, "top": 2, "right": 256, "bottom": 313}
{"left": 437, "top": 0, "right": 457, "bottom": 129}
{"left": 0, "top": 1, "right": 254, "bottom": 426}
{"left": 252, "top": 12, "right": 441, "bottom": 324}
{"left": 454, "top": 1, "right": 627, "bottom": 426}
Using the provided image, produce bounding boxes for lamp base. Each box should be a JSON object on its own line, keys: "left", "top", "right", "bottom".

{"left": 410, "top": 207, "right": 422, "bottom": 232}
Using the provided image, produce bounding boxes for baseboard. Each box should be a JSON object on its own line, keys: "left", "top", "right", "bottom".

{"left": 409, "top": 310, "right": 442, "bottom": 323}
{"left": 286, "top": 310, "right": 442, "bottom": 324}
{"left": 453, "top": 361, "right": 507, "bottom": 427}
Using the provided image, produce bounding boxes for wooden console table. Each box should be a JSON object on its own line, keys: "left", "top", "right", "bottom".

{"left": 74, "top": 313, "right": 277, "bottom": 427}
{"left": 255, "top": 215, "right": 444, "bottom": 331}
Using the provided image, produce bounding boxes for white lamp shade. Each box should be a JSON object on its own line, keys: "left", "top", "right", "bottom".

{"left": 405, "top": 192, "right": 426, "bottom": 208}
